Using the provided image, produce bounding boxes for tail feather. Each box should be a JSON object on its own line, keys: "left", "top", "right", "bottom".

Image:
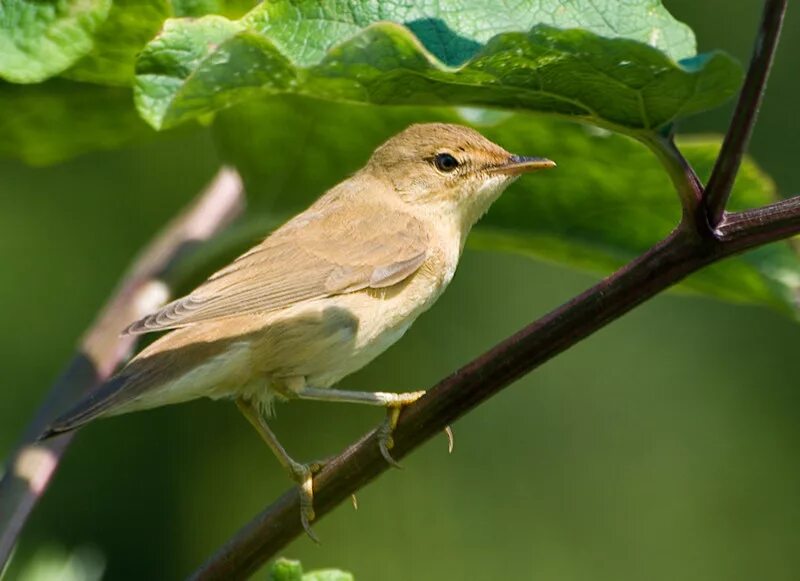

{"left": 38, "top": 323, "right": 247, "bottom": 441}
{"left": 38, "top": 374, "right": 134, "bottom": 440}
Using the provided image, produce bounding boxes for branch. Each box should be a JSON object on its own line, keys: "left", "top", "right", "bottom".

{"left": 191, "top": 191, "right": 800, "bottom": 579}
{"left": 718, "top": 194, "right": 800, "bottom": 249}
{"left": 0, "top": 168, "right": 245, "bottom": 569}
{"left": 704, "top": 0, "right": 787, "bottom": 226}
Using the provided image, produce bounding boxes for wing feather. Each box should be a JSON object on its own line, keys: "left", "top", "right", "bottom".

{"left": 124, "top": 202, "right": 429, "bottom": 335}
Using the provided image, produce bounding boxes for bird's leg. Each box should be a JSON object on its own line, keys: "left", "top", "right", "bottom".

{"left": 235, "top": 398, "right": 325, "bottom": 542}
{"left": 292, "top": 386, "right": 426, "bottom": 467}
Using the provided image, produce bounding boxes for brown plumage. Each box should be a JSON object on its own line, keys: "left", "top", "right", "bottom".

{"left": 40, "top": 123, "right": 554, "bottom": 535}
{"left": 124, "top": 203, "right": 430, "bottom": 334}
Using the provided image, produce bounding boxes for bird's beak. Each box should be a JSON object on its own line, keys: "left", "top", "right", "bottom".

{"left": 488, "top": 155, "right": 557, "bottom": 176}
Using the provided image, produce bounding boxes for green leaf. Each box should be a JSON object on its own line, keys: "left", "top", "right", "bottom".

{"left": 242, "top": 0, "right": 696, "bottom": 65}
{"left": 0, "top": 0, "right": 255, "bottom": 87}
{"left": 268, "top": 558, "right": 354, "bottom": 581}
{"left": 0, "top": 80, "right": 154, "bottom": 165}
{"left": 213, "top": 95, "right": 799, "bottom": 316}
{"left": 0, "top": 0, "right": 112, "bottom": 83}
{"left": 63, "top": 0, "right": 172, "bottom": 86}
{"left": 134, "top": 0, "right": 741, "bottom": 131}
{"left": 58, "top": 0, "right": 261, "bottom": 86}
{"left": 171, "top": 0, "right": 258, "bottom": 18}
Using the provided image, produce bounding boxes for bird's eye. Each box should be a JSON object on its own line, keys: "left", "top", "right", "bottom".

{"left": 433, "top": 153, "right": 460, "bottom": 173}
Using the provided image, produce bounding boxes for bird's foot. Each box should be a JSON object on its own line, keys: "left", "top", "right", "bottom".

{"left": 287, "top": 458, "right": 328, "bottom": 543}
{"left": 376, "top": 390, "right": 426, "bottom": 467}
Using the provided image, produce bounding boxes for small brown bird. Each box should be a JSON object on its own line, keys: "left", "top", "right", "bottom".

{"left": 42, "top": 123, "right": 554, "bottom": 536}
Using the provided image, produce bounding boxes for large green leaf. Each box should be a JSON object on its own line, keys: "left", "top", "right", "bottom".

{"left": 213, "top": 96, "right": 799, "bottom": 315}
{"left": 0, "top": 0, "right": 112, "bottom": 83}
{"left": 134, "top": 0, "right": 741, "bottom": 131}
{"left": 242, "top": 0, "right": 696, "bottom": 65}
{"left": 0, "top": 80, "right": 154, "bottom": 165}
{"left": 171, "top": 0, "right": 258, "bottom": 18}
{"left": 63, "top": 0, "right": 172, "bottom": 86}
{"left": 60, "top": 0, "right": 260, "bottom": 86}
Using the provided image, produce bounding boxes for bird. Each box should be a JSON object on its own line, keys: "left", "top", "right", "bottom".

{"left": 41, "top": 123, "right": 555, "bottom": 537}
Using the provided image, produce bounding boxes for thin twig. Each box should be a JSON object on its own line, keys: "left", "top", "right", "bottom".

{"left": 0, "top": 168, "right": 245, "bottom": 569}
{"left": 704, "top": 0, "right": 787, "bottom": 226}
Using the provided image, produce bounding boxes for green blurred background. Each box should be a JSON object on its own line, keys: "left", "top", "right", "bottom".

{"left": 2, "top": 1, "right": 800, "bottom": 579}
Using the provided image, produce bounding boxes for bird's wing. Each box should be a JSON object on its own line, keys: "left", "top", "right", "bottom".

{"left": 123, "top": 203, "right": 429, "bottom": 335}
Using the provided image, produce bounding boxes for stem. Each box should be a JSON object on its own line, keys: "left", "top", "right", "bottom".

{"left": 0, "top": 168, "right": 245, "bottom": 570}
{"left": 646, "top": 134, "right": 706, "bottom": 233}
{"left": 704, "top": 0, "right": 787, "bottom": 226}
{"left": 717, "top": 194, "right": 800, "bottom": 249}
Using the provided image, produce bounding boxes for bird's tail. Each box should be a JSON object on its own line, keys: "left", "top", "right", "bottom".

{"left": 39, "top": 323, "right": 245, "bottom": 440}
{"left": 38, "top": 374, "right": 135, "bottom": 440}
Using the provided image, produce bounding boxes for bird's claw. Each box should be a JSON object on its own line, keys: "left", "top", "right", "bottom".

{"left": 377, "top": 391, "right": 426, "bottom": 467}
{"left": 288, "top": 460, "right": 323, "bottom": 543}
{"left": 378, "top": 407, "right": 403, "bottom": 468}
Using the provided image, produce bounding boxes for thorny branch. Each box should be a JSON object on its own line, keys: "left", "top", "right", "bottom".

{"left": 0, "top": 168, "right": 245, "bottom": 569}
{"left": 189, "top": 1, "right": 795, "bottom": 579}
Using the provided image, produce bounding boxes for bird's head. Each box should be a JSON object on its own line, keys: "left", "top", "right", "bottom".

{"left": 366, "top": 123, "right": 555, "bottom": 228}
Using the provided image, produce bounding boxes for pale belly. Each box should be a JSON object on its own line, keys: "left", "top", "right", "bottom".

{"left": 247, "top": 273, "right": 443, "bottom": 393}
